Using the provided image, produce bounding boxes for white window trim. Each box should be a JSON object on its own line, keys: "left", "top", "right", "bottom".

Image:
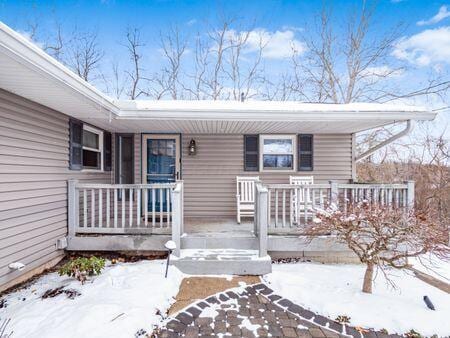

{"left": 259, "top": 134, "right": 297, "bottom": 172}
{"left": 82, "top": 124, "right": 103, "bottom": 172}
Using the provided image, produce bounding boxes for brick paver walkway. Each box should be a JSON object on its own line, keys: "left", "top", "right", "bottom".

{"left": 155, "top": 283, "right": 400, "bottom": 338}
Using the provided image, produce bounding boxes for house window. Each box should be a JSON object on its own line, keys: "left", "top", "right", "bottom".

{"left": 82, "top": 125, "right": 103, "bottom": 170}
{"left": 244, "top": 135, "right": 259, "bottom": 171}
{"left": 260, "top": 135, "right": 296, "bottom": 171}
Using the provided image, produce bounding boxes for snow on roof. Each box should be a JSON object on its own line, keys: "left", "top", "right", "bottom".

{"left": 116, "top": 99, "right": 429, "bottom": 113}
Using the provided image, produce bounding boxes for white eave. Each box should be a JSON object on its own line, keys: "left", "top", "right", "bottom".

{"left": 0, "top": 21, "right": 438, "bottom": 134}
{"left": 115, "top": 100, "right": 435, "bottom": 121}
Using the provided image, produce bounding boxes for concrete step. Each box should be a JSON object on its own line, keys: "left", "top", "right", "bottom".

{"left": 181, "top": 235, "right": 258, "bottom": 250}
{"left": 171, "top": 249, "right": 272, "bottom": 275}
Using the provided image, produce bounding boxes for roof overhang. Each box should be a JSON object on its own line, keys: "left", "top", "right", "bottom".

{"left": 0, "top": 21, "right": 438, "bottom": 134}
{"left": 0, "top": 22, "right": 118, "bottom": 120}
{"left": 105, "top": 100, "right": 436, "bottom": 134}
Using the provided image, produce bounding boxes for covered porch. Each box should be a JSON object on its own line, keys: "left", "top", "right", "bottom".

{"left": 65, "top": 100, "right": 427, "bottom": 269}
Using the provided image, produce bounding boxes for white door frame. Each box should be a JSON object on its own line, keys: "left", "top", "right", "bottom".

{"left": 141, "top": 134, "right": 181, "bottom": 217}
{"left": 142, "top": 134, "right": 181, "bottom": 183}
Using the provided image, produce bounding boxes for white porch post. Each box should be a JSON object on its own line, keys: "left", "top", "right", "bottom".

{"left": 329, "top": 180, "right": 339, "bottom": 206}
{"left": 406, "top": 180, "right": 415, "bottom": 209}
{"left": 256, "top": 183, "right": 268, "bottom": 258}
{"left": 68, "top": 179, "right": 79, "bottom": 239}
{"left": 171, "top": 182, "right": 183, "bottom": 257}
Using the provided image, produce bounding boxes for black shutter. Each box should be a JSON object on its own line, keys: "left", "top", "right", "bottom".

{"left": 298, "top": 134, "right": 313, "bottom": 171}
{"left": 104, "top": 131, "right": 112, "bottom": 171}
{"left": 69, "top": 119, "right": 83, "bottom": 170}
{"left": 244, "top": 135, "right": 259, "bottom": 171}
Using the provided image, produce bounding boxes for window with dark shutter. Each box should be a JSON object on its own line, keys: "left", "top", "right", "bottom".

{"left": 298, "top": 134, "right": 313, "bottom": 171}
{"left": 69, "top": 119, "right": 83, "bottom": 170}
{"left": 244, "top": 135, "right": 259, "bottom": 171}
{"left": 104, "top": 132, "right": 112, "bottom": 171}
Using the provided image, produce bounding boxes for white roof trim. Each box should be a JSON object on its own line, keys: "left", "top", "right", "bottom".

{"left": 115, "top": 100, "right": 436, "bottom": 121}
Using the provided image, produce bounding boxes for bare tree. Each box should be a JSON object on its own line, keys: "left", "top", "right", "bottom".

{"left": 151, "top": 26, "right": 188, "bottom": 99}
{"left": 181, "top": 17, "right": 267, "bottom": 100}
{"left": 358, "top": 126, "right": 450, "bottom": 224}
{"left": 289, "top": 1, "right": 405, "bottom": 103}
{"left": 306, "top": 202, "right": 449, "bottom": 293}
{"left": 123, "top": 27, "right": 146, "bottom": 99}
{"left": 43, "top": 23, "right": 66, "bottom": 62}
{"left": 101, "top": 60, "right": 126, "bottom": 99}
{"left": 67, "top": 29, "right": 104, "bottom": 82}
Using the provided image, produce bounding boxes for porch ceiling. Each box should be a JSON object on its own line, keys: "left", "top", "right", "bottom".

{"left": 81, "top": 117, "right": 403, "bottom": 134}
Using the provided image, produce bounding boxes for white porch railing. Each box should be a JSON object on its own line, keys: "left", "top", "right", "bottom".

{"left": 68, "top": 180, "right": 184, "bottom": 237}
{"left": 254, "top": 182, "right": 268, "bottom": 258}
{"left": 256, "top": 181, "right": 415, "bottom": 233}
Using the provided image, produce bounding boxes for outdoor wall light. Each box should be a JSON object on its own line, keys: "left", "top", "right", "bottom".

{"left": 188, "top": 139, "right": 197, "bottom": 155}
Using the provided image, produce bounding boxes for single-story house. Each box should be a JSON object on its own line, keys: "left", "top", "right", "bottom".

{"left": 0, "top": 22, "right": 437, "bottom": 291}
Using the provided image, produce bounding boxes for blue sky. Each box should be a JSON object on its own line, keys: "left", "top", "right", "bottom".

{"left": 0, "top": 1, "right": 446, "bottom": 54}
{"left": 0, "top": 1, "right": 449, "bottom": 108}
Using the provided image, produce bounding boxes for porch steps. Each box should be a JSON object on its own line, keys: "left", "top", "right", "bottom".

{"left": 181, "top": 235, "right": 258, "bottom": 250}
{"left": 171, "top": 249, "right": 272, "bottom": 275}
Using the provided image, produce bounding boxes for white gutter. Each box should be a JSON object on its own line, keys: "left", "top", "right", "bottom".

{"left": 356, "top": 120, "right": 413, "bottom": 162}
{"left": 117, "top": 110, "right": 436, "bottom": 122}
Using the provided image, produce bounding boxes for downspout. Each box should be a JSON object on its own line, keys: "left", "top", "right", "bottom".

{"left": 355, "top": 120, "right": 413, "bottom": 162}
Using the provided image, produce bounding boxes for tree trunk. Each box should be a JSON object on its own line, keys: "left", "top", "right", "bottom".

{"left": 362, "top": 263, "right": 374, "bottom": 293}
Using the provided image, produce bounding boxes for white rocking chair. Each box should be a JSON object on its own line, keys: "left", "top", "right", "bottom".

{"left": 236, "top": 176, "right": 260, "bottom": 224}
{"left": 290, "top": 176, "right": 314, "bottom": 224}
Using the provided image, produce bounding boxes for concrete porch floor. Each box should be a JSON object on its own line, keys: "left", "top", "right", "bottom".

{"left": 184, "top": 217, "right": 306, "bottom": 237}
{"left": 184, "top": 217, "right": 255, "bottom": 237}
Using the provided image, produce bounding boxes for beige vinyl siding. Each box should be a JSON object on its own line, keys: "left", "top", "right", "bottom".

{"left": 0, "top": 89, "right": 112, "bottom": 291}
{"left": 135, "top": 133, "right": 352, "bottom": 218}
{"left": 180, "top": 134, "right": 352, "bottom": 218}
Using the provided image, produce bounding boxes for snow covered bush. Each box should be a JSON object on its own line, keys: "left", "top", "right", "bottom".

{"left": 58, "top": 256, "right": 105, "bottom": 284}
{"left": 305, "top": 202, "right": 449, "bottom": 293}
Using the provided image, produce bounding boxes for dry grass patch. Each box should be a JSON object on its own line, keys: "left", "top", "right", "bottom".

{"left": 169, "top": 276, "right": 260, "bottom": 314}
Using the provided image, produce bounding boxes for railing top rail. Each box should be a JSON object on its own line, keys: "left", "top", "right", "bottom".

{"left": 173, "top": 181, "right": 183, "bottom": 192}
{"left": 75, "top": 183, "right": 178, "bottom": 189}
{"left": 266, "top": 183, "right": 331, "bottom": 189}
{"left": 338, "top": 183, "right": 408, "bottom": 189}
{"left": 255, "top": 182, "right": 268, "bottom": 193}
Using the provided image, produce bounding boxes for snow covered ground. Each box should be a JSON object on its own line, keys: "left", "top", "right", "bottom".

{"left": 410, "top": 254, "right": 450, "bottom": 283}
{"left": 0, "top": 260, "right": 183, "bottom": 338}
{"left": 264, "top": 262, "right": 450, "bottom": 336}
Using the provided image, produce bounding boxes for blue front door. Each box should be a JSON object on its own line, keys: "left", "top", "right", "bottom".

{"left": 143, "top": 135, "right": 180, "bottom": 212}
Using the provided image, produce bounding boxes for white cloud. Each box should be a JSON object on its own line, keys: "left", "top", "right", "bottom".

{"left": 223, "top": 28, "right": 306, "bottom": 60}
{"left": 392, "top": 26, "right": 450, "bottom": 66}
{"left": 186, "top": 19, "right": 197, "bottom": 26}
{"left": 360, "top": 65, "right": 404, "bottom": 79}
{"left": 417, "top": 5, "right": 450, "bottom": 26}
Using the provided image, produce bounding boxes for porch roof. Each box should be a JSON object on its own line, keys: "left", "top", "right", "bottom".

{"left": 0, "top": 21, "right": 437, "bottom": 134}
